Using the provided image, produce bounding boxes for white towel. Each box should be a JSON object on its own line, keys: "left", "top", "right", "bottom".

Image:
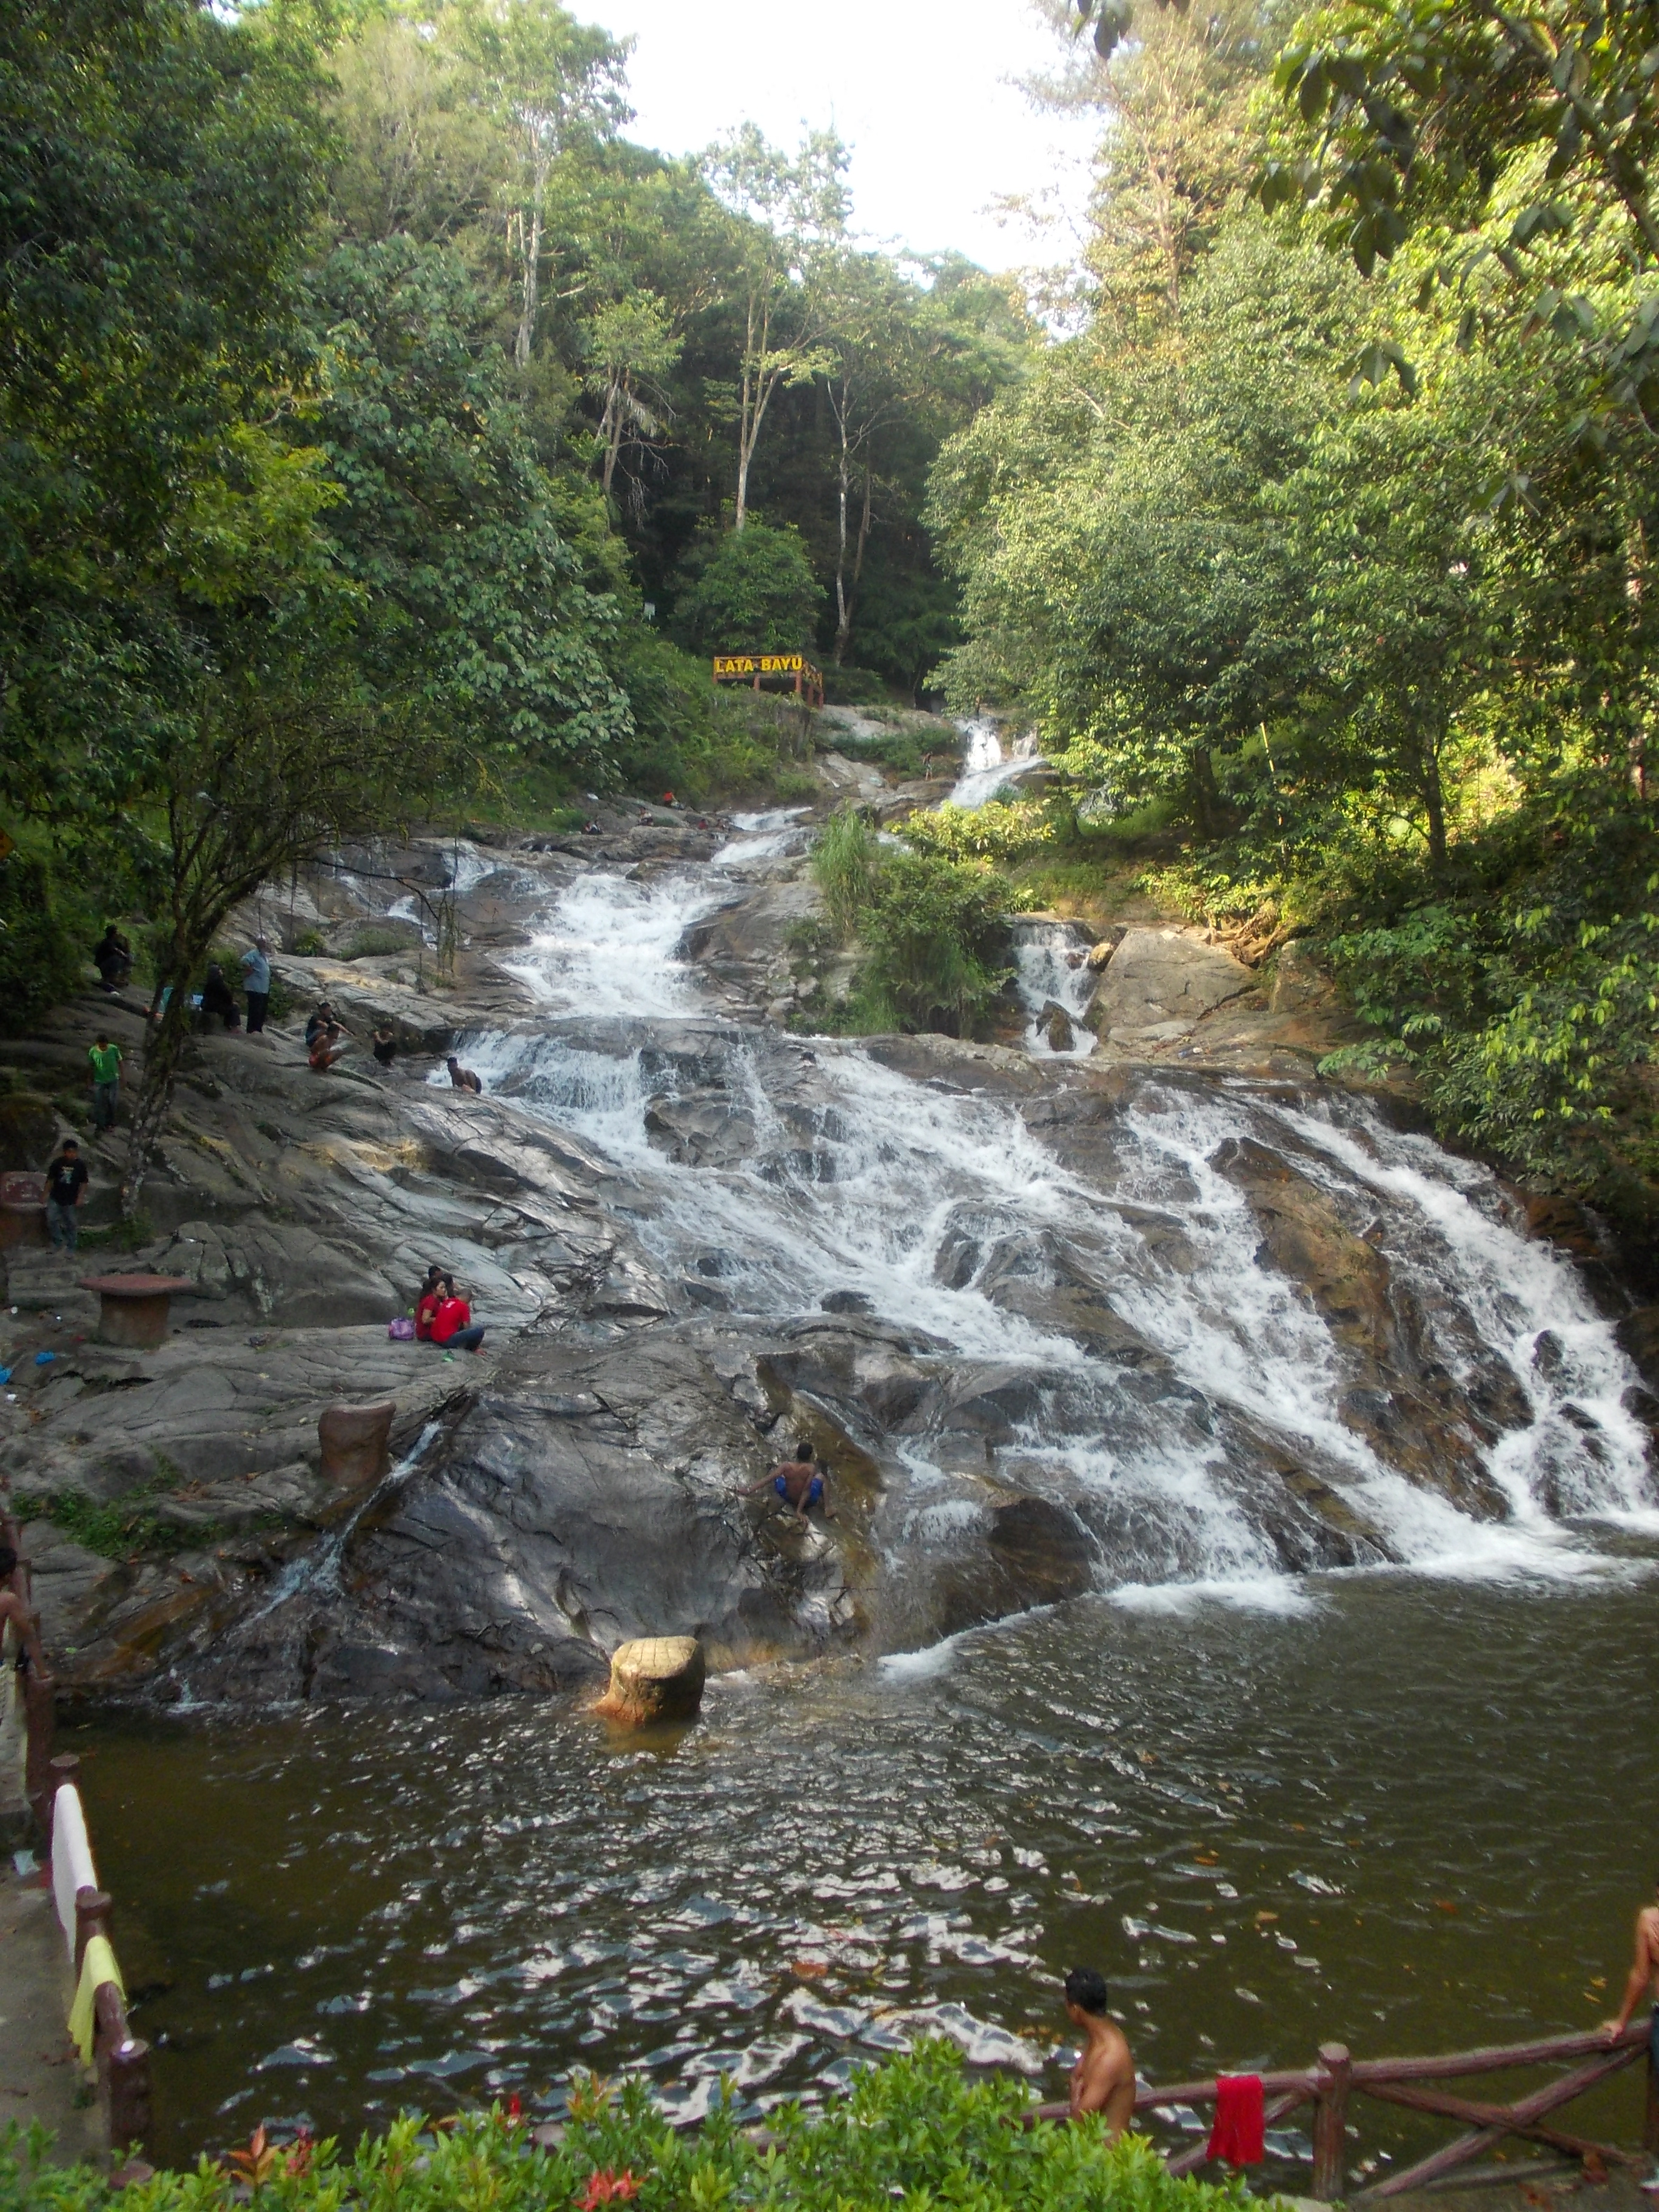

{"left": 50, "top": 1785, "right": 98, "bottom": 1958}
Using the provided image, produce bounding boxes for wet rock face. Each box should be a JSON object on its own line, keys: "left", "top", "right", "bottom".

{"left": 1091, "top": 927, "right": 1258, "bottom": 1047}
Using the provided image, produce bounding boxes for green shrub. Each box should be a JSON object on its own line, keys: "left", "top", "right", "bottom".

{"left": 905, "top": 798, "right": 1057, "bottom": 863}
{"left": 811, "top": 809, "right": 1024, "bottom": 1036}
{"left": 0, "top": 2045, "right": 1259, "bottom": 2212}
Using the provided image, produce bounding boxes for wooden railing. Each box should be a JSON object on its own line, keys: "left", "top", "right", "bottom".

{"left": 4, "top": 1512, "right": 153, "bottom": 2165}
{"left": 1032, "top": 2022, "right": 1657, "bottom": 2199}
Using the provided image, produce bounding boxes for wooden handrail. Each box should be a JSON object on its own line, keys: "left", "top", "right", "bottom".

{"left": 5, "top": 1510, "right": 153, "bottom": 2163}
{"left": 1027, "top": 2018, "right": 1653, "bottom": 2200}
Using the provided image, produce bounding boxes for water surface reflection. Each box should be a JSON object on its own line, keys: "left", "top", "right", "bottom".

{"left": 76, "top": 1558, "right": 1659, "bottom": 2178}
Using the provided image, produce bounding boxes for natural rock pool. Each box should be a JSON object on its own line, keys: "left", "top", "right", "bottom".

{"left": 75, "top": 1552, "right": 1659, "bottom": 2174}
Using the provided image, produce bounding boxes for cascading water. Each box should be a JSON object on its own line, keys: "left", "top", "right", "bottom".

{"left": 1011, "top": 919, "right": 1098, "bottom": 1056}
{"left": 436, "top": 831, "right": 1655, "bottom": 1604}
{"left": 948, "top": 716, "right": 1041, "bottom": 809}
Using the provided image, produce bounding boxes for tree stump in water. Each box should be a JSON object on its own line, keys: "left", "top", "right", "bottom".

{"left": 594, "top": 1636, "right": 705, "bottom": 1726}
{"left": 318, "top": 1400, "right": 394, "bottom": 1489}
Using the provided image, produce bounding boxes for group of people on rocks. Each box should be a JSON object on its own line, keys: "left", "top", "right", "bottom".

{"left": 412, "top": 1265, "right": 486, "bottom": 1353}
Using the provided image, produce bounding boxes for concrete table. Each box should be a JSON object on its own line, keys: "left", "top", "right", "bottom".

{"left": 0, "top": 1172, "right": 45, "bottom": 1252}
{"left": 77, "top": 1274, "right": 192, "bottom": 1351}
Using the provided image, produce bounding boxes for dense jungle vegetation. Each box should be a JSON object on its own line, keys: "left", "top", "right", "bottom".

{"left": 0, "top": 0, "right": 1026, "bottom": 1180}
{"left": 920, "top": 0, "right": 1659, "bottom": 1232}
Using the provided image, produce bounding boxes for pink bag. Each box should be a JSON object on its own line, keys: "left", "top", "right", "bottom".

{"left": 387, "top": 1316, "right": 416, "bottom": 1341}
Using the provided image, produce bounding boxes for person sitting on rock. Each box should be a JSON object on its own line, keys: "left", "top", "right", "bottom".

{"left": 304, "top": 1000, "right": 335, "bottom": 1050}
{"left": 198, "top": 962, "right": 241, "bottom": 1031}
{"left": 414, "top": 1266, "right": 444, "bottom": 1341}
{"left": 429, "top": 1274, "right": 485, "bottom": 1353}
{"left": 308, "top": 1019, "right": 350, "bottom": 1072}
{"left": 92, "top": 924, "right": 132, "bottom": 994}
{"left": 444, "top": 1054, "right": 483, "bottom": 1094}
{"left": 739, "top": 1439, "right": 833, "bottom": 1524}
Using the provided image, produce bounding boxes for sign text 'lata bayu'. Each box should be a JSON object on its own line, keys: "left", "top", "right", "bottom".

{"left": 711, "top": 652, "right": 823, "bottom": 707}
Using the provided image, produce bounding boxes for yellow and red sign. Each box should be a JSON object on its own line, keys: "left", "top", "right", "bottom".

{"left": 712, "top": 653, "right": 806, "bottom": 677}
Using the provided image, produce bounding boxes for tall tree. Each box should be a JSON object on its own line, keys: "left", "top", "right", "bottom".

{"left": 453, "top": 0, "right": 629, "bottom": 367}
{"left": 701, "top": 124, "right": 848, "bottom": 531}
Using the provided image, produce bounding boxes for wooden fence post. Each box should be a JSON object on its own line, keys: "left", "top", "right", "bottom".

{"left": 1646, "top": 2030, "right": 1659, "bottom": 2156}
{"left": 1312, "top": 2042, "right": 1352, "bottom": 2201}
{"left": 75, "top": 1886, "right": 112, "bottom": 1973}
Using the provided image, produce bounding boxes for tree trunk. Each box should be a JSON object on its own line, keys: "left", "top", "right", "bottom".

{"left": 1189, "top": 745, "right": 1221, "bottom": 839}
{"left": 599, "top": 376, "right": 622, "bottom": 497}
{"left": 514, "top": 199, "right": 541, "bottom": 367}
{"left": 833, "top": 379, "right": 852, "bottom": 663}
{"left": 1423, "top": 745, "right": 1448, "bottom": 871}
{"left": 514, "top": 138, "right": 551, "bottom": 369}
{"left": 121, "top": 993, "right": 192, "bottom": 1218}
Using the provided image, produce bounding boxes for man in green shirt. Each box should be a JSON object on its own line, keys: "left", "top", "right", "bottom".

{"left": 88, "top": 1034, "right": 121, "bottom": 1130}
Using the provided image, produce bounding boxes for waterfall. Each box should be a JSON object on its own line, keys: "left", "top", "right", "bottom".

{"left": 434, "top": 846, "right": 1655, "bottom": 1604}
{"left": 948, "top": 718, "right": 1041, "bottom": 809}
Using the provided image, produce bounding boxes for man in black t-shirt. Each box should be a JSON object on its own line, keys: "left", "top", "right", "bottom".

{"left": 44, "top": 1141, "right": 89, "bottom": 1251}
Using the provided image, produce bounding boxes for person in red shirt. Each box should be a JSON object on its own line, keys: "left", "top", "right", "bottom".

{"left": 430, "top": 1275, "right": 485, "bottom": 1353}
{"left": 414, "top": 1267, "right": 444, "bottom": 1342}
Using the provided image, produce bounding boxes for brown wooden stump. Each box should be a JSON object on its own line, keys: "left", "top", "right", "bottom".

{"left": 317, "top": 1399, "right": 395, "bottom": 1488}
{"left": 78, "top": 1275, "right": 192, "bottom": 1351}
{"left": 593, "top": 1636, "right": 705, "bottom": 1726}
{"left": 0, "top": 1172, "right": 46, "bottom": 1250}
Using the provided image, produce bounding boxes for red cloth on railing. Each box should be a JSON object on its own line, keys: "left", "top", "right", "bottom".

{"left": 1206, "top": 2073, "right": 1265, "bottom": 2165}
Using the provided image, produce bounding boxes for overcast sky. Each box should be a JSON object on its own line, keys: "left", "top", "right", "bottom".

{"left": 588, "top": 0, "right": 1101, "bottom": 272}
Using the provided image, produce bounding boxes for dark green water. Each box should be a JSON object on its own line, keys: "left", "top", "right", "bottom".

{"left": 69, "top": 1555, "right": 1659, "bottom": 2184}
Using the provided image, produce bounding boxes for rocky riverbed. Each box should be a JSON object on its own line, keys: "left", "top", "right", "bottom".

{"left": 2, "top": 742, "right": 1655, "bottom": 1707}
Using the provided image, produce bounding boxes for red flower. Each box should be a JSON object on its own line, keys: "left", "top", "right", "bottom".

{"left": 504, "top": 2094, "right": 523, "bottom": 2127}
{"left": 577, "top": 2169, "right": 642, "bottom": 2208}
{"left": 284, "top": 2130, "right": 314, "bottom": 2179}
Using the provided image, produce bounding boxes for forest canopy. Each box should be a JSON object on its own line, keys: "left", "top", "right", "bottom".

{"left": 923, "top": 0, "right": 1659, "bottom": 1222}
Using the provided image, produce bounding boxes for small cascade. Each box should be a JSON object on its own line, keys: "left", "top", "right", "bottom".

{"left": 1011, "top": 918, "right": 1098, "bottom": 1057}
{"left": 948, "top": 717, "right": 1042, "bottom": 809}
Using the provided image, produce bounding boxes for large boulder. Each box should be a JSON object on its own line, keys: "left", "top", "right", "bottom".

{"left": 1091, "top": 927, "right": 1256, "bottom": 1045}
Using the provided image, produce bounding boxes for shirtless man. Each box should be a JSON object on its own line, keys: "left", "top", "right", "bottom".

{"left": 738, "top": 1441, "right": 834, "bottom": 1524}
{"left": 1064, "top": 1966, "right": 1136, "bottom": 2134}
{"left": 1606, "top": 1880, "right": 1659, "bottom": 2049}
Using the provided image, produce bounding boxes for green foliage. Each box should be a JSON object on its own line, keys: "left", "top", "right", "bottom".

{"left": 0, "top": 847, "right": 85, "bottom": 1036}
{"left": 669, "top": 521, "right": 823, "bottom": 658}
{"left": 13, "top": 1462, "right": 184, "bottom": 1560}
{"left": 812, "top": 808, "right": 882, "bottom": 936}
{"left": 905, "top": 799, "right": 1058, "bottom": 863}
{"left": 811, "top": 810, "right": 1023, "bottom": 1035}
{"left": 0, "top": 2051, "right": 1258, "bottom": 2212}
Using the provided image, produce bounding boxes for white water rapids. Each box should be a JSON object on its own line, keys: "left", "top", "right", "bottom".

{"left": 432, "top": 800, "right": 1656, "bottom": 1607}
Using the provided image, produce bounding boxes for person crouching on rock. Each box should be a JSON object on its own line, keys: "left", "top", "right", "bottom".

{"left": 445, "top": 1054, "right": 483, "bottom": 1093}
{"left": 305, "top": 1000, "right": 335, "bottom": 1050}
{"left": 740, "top": 1439, "right": 833, "bottom": 1524}
{"left": 430, "top": 1274, "right": 485, "bottom": 1353}
{"left": 309, "top": 1019, "right": 350, "bottom": 1072}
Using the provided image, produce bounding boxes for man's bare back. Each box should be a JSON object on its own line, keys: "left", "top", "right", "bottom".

{"left": 1607, "top": 1891, "right": 1659, "bottom": 2041}
{"left": 1064, "top": 1968, "right": 1136, "bottom": 2134}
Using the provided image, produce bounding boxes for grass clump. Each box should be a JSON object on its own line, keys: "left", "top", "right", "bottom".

{"left": 0, "top": 2045, "right": 1259, "bottom": 2212}
{"left": 14, "top": 1461, "right": 185, "bottom": 1560}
